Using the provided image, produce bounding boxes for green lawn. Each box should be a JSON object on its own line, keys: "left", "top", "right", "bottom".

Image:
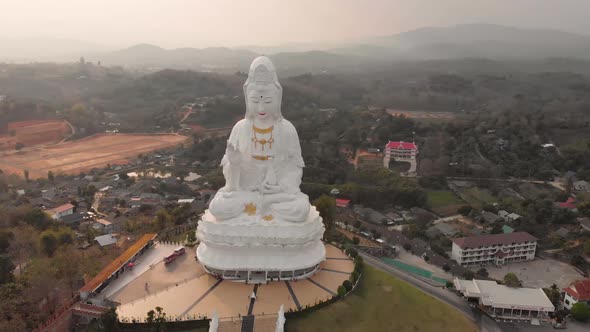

{"left": 286, "top": 266, "right": 477, "bottom": 332}
{"left": 426, "top": 190, "right": 465, "bottom": 208}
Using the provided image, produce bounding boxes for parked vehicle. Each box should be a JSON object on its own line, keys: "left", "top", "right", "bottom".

{"left": 164, "top": 246, "right": 186, "bottom": 264}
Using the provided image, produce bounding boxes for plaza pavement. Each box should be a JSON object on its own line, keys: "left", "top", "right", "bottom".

{"left": 114, "top": 243, "right": 354, "bottom": 321}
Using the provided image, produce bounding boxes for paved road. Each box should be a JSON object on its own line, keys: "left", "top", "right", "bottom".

{"left": 361, "top": 252, "right": 502, "bottom": 332}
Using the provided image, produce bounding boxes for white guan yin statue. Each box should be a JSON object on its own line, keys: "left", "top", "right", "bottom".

{"left": 196, "top": 56, "right": 325, "bottom": 283}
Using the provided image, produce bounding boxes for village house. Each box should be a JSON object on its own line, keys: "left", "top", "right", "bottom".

{"left": 94, "top": 219, "right": 114, "bottom": 233}
{"left": 48, "top": 203, "right": 75, "bottom": 220}
{"left": 573, "top": 180, "right": 589, "bottom": 192}
{"left": 563, "top": 279, "right": 590, "bottom": 310}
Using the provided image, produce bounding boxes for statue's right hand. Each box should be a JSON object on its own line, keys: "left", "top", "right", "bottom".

{"left": 226, "top": 142, "right": 242, "bottom": 165}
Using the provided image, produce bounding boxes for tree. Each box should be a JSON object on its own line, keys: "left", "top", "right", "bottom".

{"left": 476, "top": 268, "right": 489, "bottom": 277}
{"left": 0, "top": 231, "right": 14, "bottom": 254}
{"left": 570, "top": 302, "right": 590, "bottom": 322}
{"left": 100, "top": 307, "right": 119, "bottom": 331}
{"left": 445, "top": 281, "right": 454, "bottom": 289}
{"left": 457, "top": 205, "right": 472, "bottom": 216}
{"left": 39, "top": 231, "right": 58, "bottom": 257}
{"left": 490, "top": 224, "right": 502, "bottom": 234}
{"left": 342, "top": 279, "right": 353, "bottom": 292}
{"left": 0, "top": 255, "right": 15, "bottom": 285}
{"left": 346, "top": 247, "right": 358, "bottom": 258}
{"left": 47, "top": 171, "right": 54, "bottom": 182}
{"left": 186, "top": 231, "right": 196, "bottom": 243}
{"left": 442, "top": 263, "right": 451, "bottom": 272}
{"left": 543, "top": 284, "right": 560, "bottom": 306}
{"left": 337, "top": 285, "right": 347, "bottom": 297}
{"left": 462, "top": 271, "right": 475, "bottom": 280}
{"left": 155, "top": 209, "right": 172, "bottom": 230}
{"left": 571, "top": 254, "right": 587, "bottom": 269}
{"left": 15, "top": 142, "right": 24, "bottom": 151}
{"left": 313, "top": 195, "right": 336, "bottom": 236}
{"left": 503, "top": 272, "right": 520, "bottom": 287}
{"left": 352, "top": 236, "right": 360, "bottom": 245}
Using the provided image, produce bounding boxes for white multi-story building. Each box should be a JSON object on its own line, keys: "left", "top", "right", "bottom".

{"left": 451, "top": 232, "right": 537, "bottom": 267}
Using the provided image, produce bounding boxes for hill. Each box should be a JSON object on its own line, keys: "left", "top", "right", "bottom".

{"left": 334, "top": 23, "right": 590, "bottom": 60}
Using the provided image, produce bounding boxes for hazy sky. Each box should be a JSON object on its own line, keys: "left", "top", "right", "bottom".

{"left": 1, "top": 0, "right": 590, "bottom": 48}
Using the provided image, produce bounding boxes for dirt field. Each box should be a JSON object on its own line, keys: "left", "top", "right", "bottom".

{"left": 386, "top": 109, "right": 456, "bottom": 119}
{"left": 0, "top": 133, "right": 188, "bottom": 178}
{"left": 0, "top": 120, "right": 71, "bottom": 151}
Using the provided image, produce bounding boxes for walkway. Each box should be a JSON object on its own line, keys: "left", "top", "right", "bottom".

{"left": 114, "top": 244, "right": 354, "bottom": 322}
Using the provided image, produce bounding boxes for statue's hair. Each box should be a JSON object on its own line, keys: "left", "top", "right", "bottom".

{"left": 243, "top": 56, "right": 283, "bottom": 121}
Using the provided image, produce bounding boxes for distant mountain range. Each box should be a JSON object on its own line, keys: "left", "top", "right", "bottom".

{"left": 3, "top": 24, "right": 590, "bottom": 73}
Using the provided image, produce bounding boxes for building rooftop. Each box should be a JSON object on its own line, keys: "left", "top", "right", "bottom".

{"left": 455, "top": 278, "right": 554, "bottom": 311}
{"left": 564, "top": 279, "right": 590, "bottom": 301}
{"left": 385, "top": 141, "right": 417, "bottom": 150}
{"left": 50, "top": 203, "right": 75, "bottom": 214}
{"left": 452, "top": 232, "right": 537, "bottom": 249}
{"left": 95, "top": 219, "right": 113, "bottom": 226}
{"left": 95, "top": 234, "right": 117, "bottom": 247}
{"left": 81, "top": 233, "right": 157, "bottom": 293}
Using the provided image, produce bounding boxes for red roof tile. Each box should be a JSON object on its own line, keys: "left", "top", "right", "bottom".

{"left": 452, "top": 232, "right": 537, "bottom": 249}
{"left": 51, "top": 203, "right": 75, "bottom": 214}
{"left": 567, "top": 279, "right": 590, "bottom": 301}
{"left": 385, "top": 141, "right": 417, "bottom": 150}
{"left": 335, "top": 198, "right": 351, "bottom": 208}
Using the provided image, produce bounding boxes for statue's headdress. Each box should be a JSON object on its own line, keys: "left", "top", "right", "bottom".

{"left": 243, "top": 56, "right": 283, "bottom": 120}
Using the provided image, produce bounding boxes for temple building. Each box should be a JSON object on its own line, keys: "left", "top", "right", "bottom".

{"left": 383, "top": 141, "right": 418, "bottom": 174}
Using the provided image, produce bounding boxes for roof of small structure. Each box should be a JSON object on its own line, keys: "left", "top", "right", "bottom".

{"left": 385, "top": 141, "right": 417, "bottom": 150}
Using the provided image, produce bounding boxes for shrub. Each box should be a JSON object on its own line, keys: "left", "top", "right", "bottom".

{"left": 457, "top": 205, "right": 472, "bottom": 216}
{"left": 342, "top": 280, "right": 353, "bottom": 292}
{"left": 354, "top": 255, "right": 363, "bottom": 265}
{"left": 350, "top": 270, "right": 359, "bottom": 283}
{"left": 445, "top": 281, "right": 454, "bottom": 288}
{"left": 337, "top": 285, "right": 347, "bottom": 297}
{"left": 442, "top": 263, "right": 450, "bottom": 272}
{"left": 462, "top": 271, "right": 475, "bottom": 280}
{"left": 476, "top": 268, "right": 489, "bottom": 277}
{"left": 352, "top": 236, "right": 360, "bottom": 245}
{"left": 503, "top": 273, "right": 521, "bottom": 287}
{"left": 346, "top": 248, "right": 358, "bottom": 258}
{"left": 571, "top": 302, "right": 590, "bottom": 322}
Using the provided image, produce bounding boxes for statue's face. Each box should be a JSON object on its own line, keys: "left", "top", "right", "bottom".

{"left": 248, "top": 84, "right": 279, "bottom": 122}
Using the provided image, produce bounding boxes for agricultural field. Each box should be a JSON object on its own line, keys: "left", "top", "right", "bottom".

{"left": 0, "top": 120, "right": 71, "bottom": 151}
{"left": 0, "top": 133, "right": 188, "bottom": 178}
{"left": 426, "top": 190, "right": 466, "bottom": 216}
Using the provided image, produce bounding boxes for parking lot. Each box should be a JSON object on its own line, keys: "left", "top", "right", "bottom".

{"left": 484, "top": 258, "right": 584, "bottom": 288}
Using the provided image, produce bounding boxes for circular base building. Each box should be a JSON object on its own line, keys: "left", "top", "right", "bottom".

{"left": 196, "top": 206, "right": 325, "bottom": 283}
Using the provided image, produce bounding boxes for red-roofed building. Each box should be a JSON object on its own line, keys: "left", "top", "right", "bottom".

{"left": 451, "top": 232, "right": 537, "bottom": 267}
{"left": 563, "top": 279, "right": 590, "bottom": 309}
{"left": 49, "top": 203, "right": 75, "bottom": 220}
{"left": 557, "top": 197, "right": 577, "bottom": 210}
{"left": 384, "top": 141, "right": 418, "bottom": 174}
{"left": 385, "top": 141, "right": 418, "bottom": 160}
{"left": 335, "top": 198, "right": 351, "bottom": 208}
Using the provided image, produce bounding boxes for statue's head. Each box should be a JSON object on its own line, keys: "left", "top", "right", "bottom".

{"left": 243, "top": 56, "right": 283, "bottom": 122}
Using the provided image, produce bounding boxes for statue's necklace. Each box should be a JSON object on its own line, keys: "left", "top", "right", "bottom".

{"left": 252, "top": 125, "right": 274, "bottom": 151}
